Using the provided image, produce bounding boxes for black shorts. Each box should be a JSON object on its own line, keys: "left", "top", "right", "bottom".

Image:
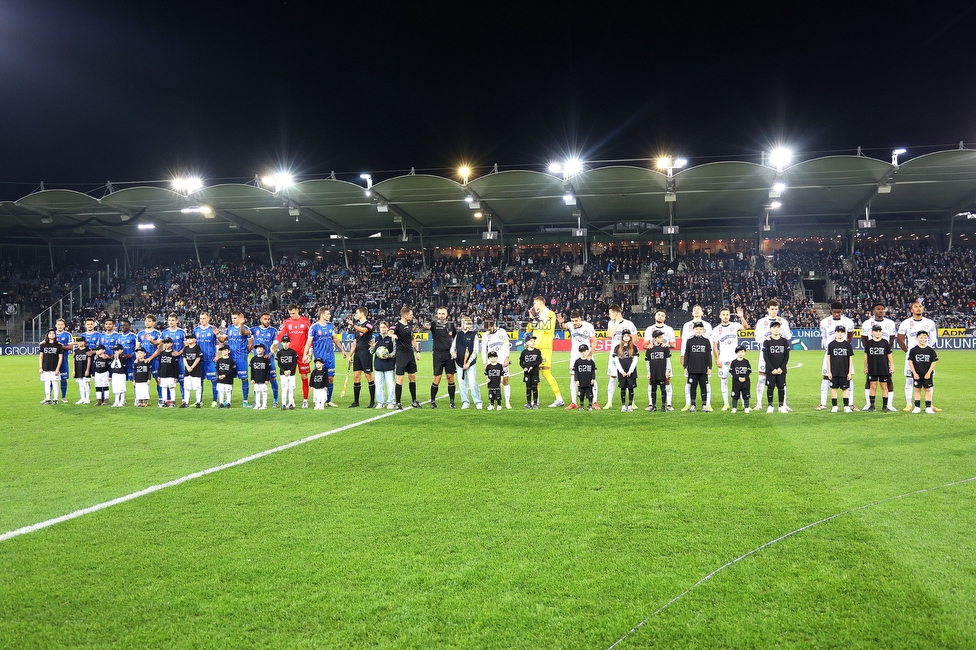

{"left": 353, "top": 350, "right": 373, "bottom": 372}
{"left": 913, "top": 377, "right": 934, "bottom": 389}
{"left": 731, "top": 386, "right": 751, "bottom": 399}
{"left": 395, "top": 350, "right": 417, "bottom": 375}
{"left": 867, "top": 374, "right": 891, "bottom": 384}
{"left": 617, "top": 374, "right": 637, "bottom": 390}
{"left": 432, "top": 351, "right": 457, "bottom": 376}
{"left": 830, "top": 377, "right": 850, "bottom": 390}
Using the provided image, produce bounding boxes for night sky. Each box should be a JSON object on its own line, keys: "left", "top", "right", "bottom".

{"left": 1, "top": 1, "right": 974, "bottom": 199}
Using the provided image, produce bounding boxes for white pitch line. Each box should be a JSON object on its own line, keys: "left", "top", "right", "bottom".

{"left": 605, "top": 474, "right": 976, "bottom": 650}
{"left": 0, "top": 407, "right": 403, "bottom": 543}
{"left": 0, "top": 358, "right": 566, "bottom": 544}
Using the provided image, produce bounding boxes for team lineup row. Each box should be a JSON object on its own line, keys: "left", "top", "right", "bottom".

{"left": 36, "top": 297, "right": 942, "bottom": 413}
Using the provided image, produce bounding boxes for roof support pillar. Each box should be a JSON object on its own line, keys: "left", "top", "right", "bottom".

{"left": 48, "top": 240, "right": 54, "bottom": 273}
{"left": 193, "top": 237, "right": 202, "bottom": 269}
{"left": 267, "top": 238, "right": 275, "bottom": 270}
{"left": 341, "top": 234, "right": 350, "bottom": 270}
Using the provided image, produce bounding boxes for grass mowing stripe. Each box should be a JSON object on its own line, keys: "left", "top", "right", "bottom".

{"left": 607, "top": 474, "right": 976, "bottom": 650}
{"left": 0, "top": 360, "right": 565, "bottom": 544}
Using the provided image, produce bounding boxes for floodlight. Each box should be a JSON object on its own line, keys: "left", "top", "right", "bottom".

{"left": 473, "top": 211, "right": 483, "bottom": 218}
{"left": 458, "top": 166, "right": 471, "bottom": 184}
{"left": 674, "top": 158, "right": 687, "bottom": 168}
{"left": 360, "top": 173, "right": 373, "bottom": 190}
{"left": 548, "top": 162, "right": 563, "bottom": 174}
{"left": 172, "top": 177, "right": 203, "bottom": 193}
{"left": 656, "top": 157, "right": 671, "bottom": 170}
{"left": 564, "top": 158, "right": 582, "bottom": 176}
{"left": 769, "top": 148, "right": 792, "bottom": 171}
{"left": 137, "top": 223, "right": 155, "bottom": 230}
{"left": 772, "top": 182, "right": 786, "bottom": 193}
{"left": 563, "top": 193, "right": 576, "bottom": 206}
{"left": 464, "top": 196, "right": 474, "bottom": 203}
{"left": 891, "top": 148, "right": 907, "bottom": 166}
{"left": 770, "top": 201, "right": 782, "bottom": 209}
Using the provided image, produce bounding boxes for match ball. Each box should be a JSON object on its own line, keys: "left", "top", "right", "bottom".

{"left": 375, "top": 346, "right": 391, "bottom": 359}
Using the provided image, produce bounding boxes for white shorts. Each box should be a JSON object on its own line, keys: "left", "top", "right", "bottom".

{"left": 94, "top": 371, "right": 110, "bottom": 388}
{"left": 75, "top": 377, "right": 89, "bottom": 384}
{"left": 111, "top": 374, "right": 127, "bottom": 393}
{"left": 135, "top": 382, "right": 150, "bottom": 401}
{"left": 160, "top": 377, "right": 177, "bottom": 389}
{"left": 40, "top": 371, "right": 59, "bottom": 382}
{"left": 718, "top": 358, "right": 733, "bottom": 379}
{"left": 253, "top": 382, "right": 268, "bottom": 391}
{"left": 757, "top": 356, "right": 766, "bottom": 373}
{"left": 184, "top": 376, "right": 202, "bottom": 391}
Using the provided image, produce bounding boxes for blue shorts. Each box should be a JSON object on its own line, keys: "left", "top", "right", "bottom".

{"left": 150, "top": 357, "right": 159, "bottom": 379}
{"left": 232, "top": 354, "right": 249, "bottom": 381}
{"left": 59, "top": 357, "right": 69, "bottom": 381}
{"left": 202, "top": 358, "right": 217, "bottom": 382}
{"left": 126, "top": 358, "right": 135, "bottom": 381}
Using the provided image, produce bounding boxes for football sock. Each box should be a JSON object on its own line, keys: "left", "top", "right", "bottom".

{"left": 270, "top": 379, "right": 278, "bottom": 401}
{"left": 60, "top": 379, "right": 68, "bottom": 399}
{"left": 684, "top": 382, "right": 691, "bottom": 407}
{"left": 720, "top": 376, "right": 729, "bottom": 404}
{"left": 211, "top": 380, "right": 219, "bottom": 402}
{"left": 666, "top": 383, "right": 673, "bottom": 406}
{"left": 503, "top": 384, "right": 510, "bottom": 404}
{"left": 541, "top": 368, "right": 561, "bottom": 399}
{"left": 302, "top": 376, "right": 309, "bottom": 399}
{"left": 242, "top": 379, "right": 249, "bottom": 402}
{"left": 430, "top": 383, "right": 438, "bottom": 401}
{"left": 327, "top": 382, "right": 334, "bottom": 402}
{"left": 821, "top": 379, "right": 830, "bottom": 406}
{"left": 409, "top": 381, "right": 417, "bottom": 401}
{"left": 447, "top": 383, "right": 455, "bottom": 402}
{"left": 368, "top": 381, "right": 375, "bottom": 403}
{"left": 607, "top": 377, "right": 617, "bottom": 405}
{"left": 755, "top": 375, "right": 766, "bottom": 406}
{"left": 395, "top": 383, "right": 403, "bottom": 404}
{"left": 905, "top": 378, "right": 913, "bottom": 407}
{"left": 354, "top": 382, "right": 361, "bottom": 402}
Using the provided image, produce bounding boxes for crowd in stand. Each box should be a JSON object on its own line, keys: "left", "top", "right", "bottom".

{"left": 8, "top": 241, "right": 976, "bottom": 337}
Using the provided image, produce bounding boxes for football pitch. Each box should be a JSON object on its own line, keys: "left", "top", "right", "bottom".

{"left": 2, "top": 350, "right": 975, "bottom": 648}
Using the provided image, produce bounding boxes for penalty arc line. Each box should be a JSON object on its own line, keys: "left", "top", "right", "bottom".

{"left": 606, "top": 474, "right": 976, "bottom": 650}
{"left": 0, "top": 358, "right": 566, "bottom": 544}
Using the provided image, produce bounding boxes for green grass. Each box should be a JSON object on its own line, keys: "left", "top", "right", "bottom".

{"left": 1, "top": 351, "right": 975, "bottom": 648}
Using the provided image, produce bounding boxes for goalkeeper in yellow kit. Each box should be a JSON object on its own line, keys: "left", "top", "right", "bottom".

{"left": 527, "top": 296, "right": 565, "bottom": 407}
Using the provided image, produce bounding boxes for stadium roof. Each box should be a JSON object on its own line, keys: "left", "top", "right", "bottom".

{"left": 2, "top": 149, "right": 975, "bottom": 250}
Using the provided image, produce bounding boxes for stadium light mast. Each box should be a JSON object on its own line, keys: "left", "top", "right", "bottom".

{"left": 891, "top": 148, "right": 907, "bottom": 167}
{"left": 768, "top": 147, "right": 792, "bottom": 173}
{"left": 656, "top": 156, "right": 687, "bottom": 178}
{"left": 260, "top": 172, "right": 294, "bottom": 194}
{"left": 548, "top": 157, "right": 583, "bottom": 181}
{"left": 458, "top": 166, "right": 471, "bottom": 185}
{"left": 172, "top": 177, "right": 203, "bottom": 197}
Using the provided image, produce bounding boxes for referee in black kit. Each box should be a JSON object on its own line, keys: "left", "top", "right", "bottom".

{"left": 392, "top": 306, "right": 422, "bottom": 410}
{"left": 429, "top": 306, "right": 457, "bottom": 409}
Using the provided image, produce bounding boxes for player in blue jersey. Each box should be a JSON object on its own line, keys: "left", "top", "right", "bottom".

{"left": 138, "top": 314, "right": 163, "bottom": 402}
{"left": 118, "top": 319, "right": 138, "bottom": 382}
{"left": 220, "top": 310, "right": 253, "bottom": 407}
{"left": 54, "top": 318, "right": 74, "bottom": 402}
{"left": 251, "top": 312, "right": 280, "bottom": 408}
{"left": 304, "top": 307, "right": 348, "bottom": 407}
{"left": 100, "top": 318, "right": 121, "bottom": 358}
{"left": 81, "top": 317, "right": 102, "bottom": 351}
{"left": 193, "top": 311, "right": 220, "bottom": 407}
{"left": 162, "top": 313, "right": 187, "bottom": 402}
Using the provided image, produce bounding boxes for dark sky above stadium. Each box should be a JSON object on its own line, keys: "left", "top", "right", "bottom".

{"left": 1, "top": 1, "right": 974, "bottom": 198}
